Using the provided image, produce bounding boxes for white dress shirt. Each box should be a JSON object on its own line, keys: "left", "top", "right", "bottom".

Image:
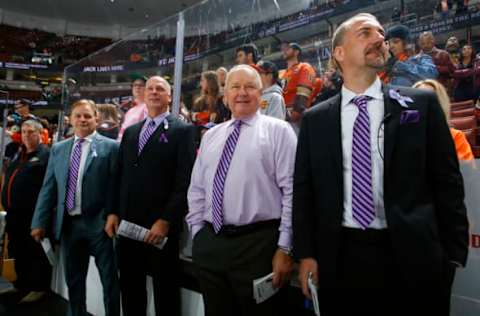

{"left": 341, "top": 77, "right": 387, "bottom": 229}
{"left": 68, "top": 132, "right": 96, "bottom": 216}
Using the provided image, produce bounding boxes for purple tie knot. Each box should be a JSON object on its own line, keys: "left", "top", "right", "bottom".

{"left": 351, "top": 95, "right": 371, "bottom": 111}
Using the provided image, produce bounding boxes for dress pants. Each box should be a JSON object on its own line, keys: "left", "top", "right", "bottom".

{"left": 62, "top": 215, "right": 120, "bottom": 316}
{"left": 192, "top": 222, "right": 283, "bottom": 316}
{"left": 318, "top": 228, "right": 456, "bottom": 316}
{"left": 118, "top": 235, "right": 180, "bottom": 316}
{"left": 6, "top": 211, "right": 51, "bottom": 292}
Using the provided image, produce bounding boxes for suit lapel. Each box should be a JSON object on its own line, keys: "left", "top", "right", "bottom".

{"left": 383, "top": 85, "right": 401, "bottom": 176}
{"left": 138, "top": 114, "right": 173, "bottom": 157}
{"left": 60, "top": 138, "right": 74, "bottom": 185}
{"left": 327, "top": 94, "right": 343, "bottom": 189}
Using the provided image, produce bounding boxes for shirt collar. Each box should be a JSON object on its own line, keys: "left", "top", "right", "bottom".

{"left": 74, "top": 131, "right": 96, "bottom": 143}
{"left": 228, "top": 111, "right": 260, "bottom": 127}
{"left": 341, "top": 77, "right": 383, "bottom": 108}
{"left": 145, "top": 111, "right": 170, "bottom": 126}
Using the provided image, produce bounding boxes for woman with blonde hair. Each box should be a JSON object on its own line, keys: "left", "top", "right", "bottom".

{"left": 413, "top": 79, "right": 474, "bottom": 161}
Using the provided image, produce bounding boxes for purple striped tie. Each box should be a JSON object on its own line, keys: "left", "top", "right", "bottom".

{"left": 351, "top": 96, "right": 375, "bottom": 229}
{"left": 138, "top": 120, "right": 157, "bottom": 155}
{"left": 65, "top": 139, "right": 85, "bottom": 212}
{"left": 211, "top": 120, "right": 242, "bottom": 233}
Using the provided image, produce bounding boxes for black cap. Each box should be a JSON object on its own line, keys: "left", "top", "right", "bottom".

{"left": 288, "top": 42, "right": 302, "bottom": 53}
{"left": 256, "top": 60, "right": 278, "bottom": 74}
{"left": 386, "top": 25, "right": 410, "bottom": 41}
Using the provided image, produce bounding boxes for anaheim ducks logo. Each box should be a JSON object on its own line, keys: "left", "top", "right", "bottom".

{"left": 260, "top": 100, "right": 268, "bottom": 109}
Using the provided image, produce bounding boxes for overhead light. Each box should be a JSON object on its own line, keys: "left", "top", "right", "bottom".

{"left": 110, "top": 0, "right": 114, "bottom": 2}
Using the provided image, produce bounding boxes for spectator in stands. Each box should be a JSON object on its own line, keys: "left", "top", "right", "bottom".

{"left": 105, "top": 76, "right": 196, "bottom": 316}
{"left": 314, "top": 66, "right": 343, "bottom": 103}
{"left": 96, "top": 104, "right": 120, "bottom": 140}
{"left": 295, "top": 13, "right": 468, "bottom": 316}
{"left": 419, "top": 31, "right": 455, "bottom": 91}
{"left": 235, "top": 43, "right": 261, "bottom": 72}
{"left": 280, "top": 42, "right": 316, "bottom": 133}
{"left": 8, "top": 99, "right": 37, "bottom": 127}
{"left": 31, "top": 99, "right": 120, "bottom": 316}
{"left": 452, "top": 44, "right": 480, "bottom": 102}
{"left": 257, "top": 60, "right": 286, "bottom": 119}
{"left": 381, "top": 24, "right": 438, "bottom": 86}
{"left": 413, "top": 79, "right": 474, "bottom": 160}
{"left": 216, "top": 66, "right": 228, "bottom": 93}
{"left": 435, "top": 0, "right": 453, "bottom": 19}
{"left": 445, "top": 36, "right": 461, "bottom": 67}
{"left": 191, "top": 71, "right": 230, "bottom": 125}
{"left": 1, "top": 120, "right": 50, "bottom": 303}
{"left": 6, "top": 99, "right": 40, "bottom": 158}
{"left": 187, "top": 65, "right": 296, "bottom": 316}
{"left": 118, "top": 75, "right": 148, "bottom": 141}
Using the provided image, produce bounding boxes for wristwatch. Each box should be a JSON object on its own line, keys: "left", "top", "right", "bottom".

{"left": 278, "top": 246, "right": 293, "bottom": 257}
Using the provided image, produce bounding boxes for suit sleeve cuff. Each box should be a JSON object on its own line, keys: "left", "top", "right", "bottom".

{"left": 278, "top": 231, "right": 292, "bottom": 250}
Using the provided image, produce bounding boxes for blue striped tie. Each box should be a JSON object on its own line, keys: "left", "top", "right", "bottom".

{"left": 211, "top": 120, "right": 242, "bottom": 233}
{"left": 351, "top": 96, "right": 375, "bottom": 229}
{"left": 66, "top": 138, "right": 85, "bottom": 212}
{"left": 138, "top": 120, "right": 157, "bottom": 155}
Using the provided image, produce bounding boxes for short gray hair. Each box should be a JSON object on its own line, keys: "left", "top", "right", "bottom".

{"left": 225, "top": 65, "right": 262, "bottom": 90}
{"left": 146, "top": 76, "right": 172, "bottom": 95}
{"left": 22, "top": 119, "right": 43, "bottom": 132}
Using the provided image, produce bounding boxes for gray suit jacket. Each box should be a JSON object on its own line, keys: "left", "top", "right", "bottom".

{"left": 31, "top": 132, "right": 119, "bottom": 240}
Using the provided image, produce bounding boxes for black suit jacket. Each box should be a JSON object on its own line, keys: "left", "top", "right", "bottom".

{"left": 293, "top": 84, "right": 469, "bottom": 287}
{"left": 115, "top": 114, "right": 196, "bottom": 233}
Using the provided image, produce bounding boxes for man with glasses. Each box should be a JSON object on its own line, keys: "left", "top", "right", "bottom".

{"left": 118, "top": 75, "right": 148, "bottom": 141}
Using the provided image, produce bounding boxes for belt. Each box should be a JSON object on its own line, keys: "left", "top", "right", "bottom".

{"left": 205, "top": 219, "right": 280, "bottom": 237}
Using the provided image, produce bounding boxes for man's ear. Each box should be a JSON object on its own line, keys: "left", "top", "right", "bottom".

{"left": 333, "top": 46, "right": 344, "bottom": 65}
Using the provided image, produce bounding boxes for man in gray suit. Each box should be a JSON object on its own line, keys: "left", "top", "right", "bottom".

{"left": 31, "top": 99, "right": 120, "bottom": 316}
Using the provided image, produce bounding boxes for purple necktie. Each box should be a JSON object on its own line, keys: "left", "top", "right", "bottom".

{"left": 66, "top": 139, "right": 85, "bottom": 212}
{"left": 351, "top": 96, "right": 375, "bottom": 229}
{"left": 211, "top": 120, "right": 242, "bottom": 233}
{"left": 138, "top": 120, "right": 157, "bottom": 155}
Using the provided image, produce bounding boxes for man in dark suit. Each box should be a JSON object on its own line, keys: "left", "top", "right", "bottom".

{"left": 31, "top": 100, "right": 120, "bottom": 316}
{"left": 105, "top": 76, "right": 196, "bottom": 316}
{"left": 293, "top": 13, "right": 469, "bottom": 316}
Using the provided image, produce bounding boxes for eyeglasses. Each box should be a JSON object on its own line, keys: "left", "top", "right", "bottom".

{"left": 132, "top": 83, "right": 145, "bottom": 88}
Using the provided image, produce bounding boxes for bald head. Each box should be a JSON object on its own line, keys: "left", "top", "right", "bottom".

{"left": 145, "top": 76, "right": 172, "bottom": 117}
{"left": 419, "top": 31, "right": 435, "bottom": 52}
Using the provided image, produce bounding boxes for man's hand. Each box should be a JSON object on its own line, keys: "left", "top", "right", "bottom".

{"left": 272, "top": 249, "right": 294, "bottom": 289}
{"left": 31, "top": 228, "right": 45, "bottom": 242}
{"left": 104, "top": 214, "right": 120, "bottom": 238}
{"left": 298, "top": 257, "right": 318, "bottom": 299}
{"left": 145, "top": 219, "right": 169, "bottom": 245}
